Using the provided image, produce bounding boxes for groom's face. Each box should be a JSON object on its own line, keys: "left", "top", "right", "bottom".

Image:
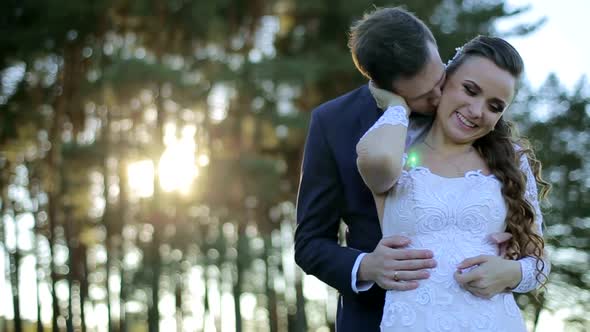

{"left": 392, "top": 42, "right": 446, "bottom": 114}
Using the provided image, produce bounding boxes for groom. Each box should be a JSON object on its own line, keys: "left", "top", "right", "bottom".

{"left": 294, "top": 7, "right": 516, "bottom": 331}
{"left": 294, "top": 7, "right": 444, "bottom": 331}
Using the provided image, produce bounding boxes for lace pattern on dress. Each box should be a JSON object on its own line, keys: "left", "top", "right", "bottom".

{"left": 381, "top": 156, "right": 526, "bottom": 331}
{"left": 360, "top": 106, "right": 408, "bottom": 141}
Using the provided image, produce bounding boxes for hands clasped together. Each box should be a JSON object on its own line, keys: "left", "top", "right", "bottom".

{"left": 358, "top": 233, "right": 521, "bottom": 299}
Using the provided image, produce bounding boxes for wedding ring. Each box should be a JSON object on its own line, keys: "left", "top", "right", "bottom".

{"left": 393, "top": 271, "right": 400, "bottom": 282}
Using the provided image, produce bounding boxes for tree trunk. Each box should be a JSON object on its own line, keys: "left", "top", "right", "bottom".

{"left": 293, "top": 272, "right": 307, "bottom": 332}
{"left": 6, "top": 200, "right": 23, "bottom": 332}
{"left": 36, "top": 257, "right": 43, "bottom": 332}
{"left": 34, "top": 231, "right": 44, "bottom": 332}
{"left": 264, "top": 236, "right": 279, "bottom": 332}
{"left": 118, "top": 157, "right": 128, "bottom": 332}
{"left": 202, "top": 267, "right": 210, "bottom": 332}
{"left": 9, "top": 241, "right": 22, "bottom": 332}
{"left": 101, "top": 107, "right": 113, "bottom": 332}
{"left": 80, "top": 246, "right": 89, "bottom": 332}
{"left": 28, "top": 163, "right": 45, "bottom": 332}
{"left": 175, "top": 276, "right": 182, "bottom": 332}
{"left": 46, "top": 187, "right": 61, "bottom": 332}
{"left": 0, "top": 165, "right": 22, "bottom": 332}
{"left": 146, "top": 82, "right": 165, "bottom": 332}
{"left": 47, "top": 40, "right": 80, "bottom": 331}
{"left": 63, "top": 205, "right": 74, "bottom": 332}
{"left": 233, "top": 225, "right": 244, "bottom": 332}
{"left": 148, "top": 230, "right": 161, "bottom": 332}
{"left": 0, "top": 165, "right": 12, "bottom": 332}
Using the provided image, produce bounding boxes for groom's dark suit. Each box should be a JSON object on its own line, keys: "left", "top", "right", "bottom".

{"left": 295, "top": 84, "right": 389, "bottom": 331}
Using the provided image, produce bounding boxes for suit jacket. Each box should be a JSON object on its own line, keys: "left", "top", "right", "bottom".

{"left": 295, "top": 84, "right": 387, "bottom": 331}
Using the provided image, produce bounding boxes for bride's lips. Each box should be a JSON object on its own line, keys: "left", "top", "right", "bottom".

{"left": 454, "top": 111, "right": 477, "bottom": 130}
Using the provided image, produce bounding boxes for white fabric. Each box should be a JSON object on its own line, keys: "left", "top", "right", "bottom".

{"left": 379, "top": 153, "right": 546, "bottom": 332}
{"left": 360, "top": 106, "right": 409, "bottom": 142}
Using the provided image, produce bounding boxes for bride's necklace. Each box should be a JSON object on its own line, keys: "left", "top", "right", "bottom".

{"left": 422, "top": 139, "right": 474, "bottom": 176}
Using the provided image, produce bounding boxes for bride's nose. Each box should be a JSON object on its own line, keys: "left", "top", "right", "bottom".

{"left": 466, "top": 100, "right": 484, "bottom": 118}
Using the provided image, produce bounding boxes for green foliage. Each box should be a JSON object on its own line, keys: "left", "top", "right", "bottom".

{"left": 510, "top": 74, "right": 590, "bottom": 328}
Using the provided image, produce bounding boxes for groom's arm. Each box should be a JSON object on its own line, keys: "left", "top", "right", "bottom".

{"left": 294, "top": 108, "right": 362, "bottom": 297}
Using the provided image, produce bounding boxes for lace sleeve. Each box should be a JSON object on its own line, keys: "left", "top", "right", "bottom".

{"left": 512, "top": 153, "right": 550, "bottom": 293}
{"left": 356, "top": 105, "right": 409, "bottom": 194}
{"left": 359, "top": 105, "right": 408, "bottom": 141}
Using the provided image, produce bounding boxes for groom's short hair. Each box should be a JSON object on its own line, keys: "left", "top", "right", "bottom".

{"left": 348, "top": 7, "right": 436, "bottom": 89}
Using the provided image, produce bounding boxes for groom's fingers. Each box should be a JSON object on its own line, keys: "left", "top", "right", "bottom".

{"left": 381, "top": 280, "right": 419, "bottom": 291}
{"left": 380, "top": 235, "right": 411, "bottom": 248}
{"left": 394, "top": 258, "right": 437, "bottom": 271}
{"left": 390, "top": 281, "right": 420, "bottom": 291}
{"left": 392, "top": 248, "right": 434, "bottom": 260}
{"left": 388, "top": 270, "right": 430, "bottom": 281}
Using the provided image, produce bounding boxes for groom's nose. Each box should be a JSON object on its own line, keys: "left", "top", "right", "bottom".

{"left": 428, "top": 81, "right": 444, "bottom": 107}
{"left": 429, "top": 87, "right": 442, "bottom": 107}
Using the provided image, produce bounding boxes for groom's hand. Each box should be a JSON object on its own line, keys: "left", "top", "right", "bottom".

{"left": 358, "top": 235, "right": 436, "bottom": 291}
{"left": 368, "top": 81, "right": 409, "bottom": 111}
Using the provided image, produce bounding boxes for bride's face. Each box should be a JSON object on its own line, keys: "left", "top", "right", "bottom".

{"left": 436, "top": 56, "right": 516, "bottom": 144}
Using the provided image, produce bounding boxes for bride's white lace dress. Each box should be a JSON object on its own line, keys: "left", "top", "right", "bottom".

{"left": 380, "top": 154, "right": 544, "bottom": 332}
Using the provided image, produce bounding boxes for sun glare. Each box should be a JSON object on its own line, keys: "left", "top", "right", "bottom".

{"left": 159, "top": 124, "right": 198, "bottom": 194}
{"left": 127, "top": 160, "right": 154, "bottom": 198}
{"left": 128, "top": 123, "right": 200, "bottom": 197}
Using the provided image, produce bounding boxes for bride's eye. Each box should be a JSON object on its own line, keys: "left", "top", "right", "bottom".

{"left": 463, "top": 84, "right": 476, "bottom": 96}
{"left": 489, "top": 103, "right": 504, "bottom": 113}
{"left": 489, "top": 105, "right": 502, "bottom": 113}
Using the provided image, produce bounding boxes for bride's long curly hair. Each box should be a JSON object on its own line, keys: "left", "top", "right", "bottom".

{"left": 446, "top": 36, "right": 551, "bottom": 286}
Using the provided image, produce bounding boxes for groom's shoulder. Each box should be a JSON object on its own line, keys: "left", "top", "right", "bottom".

{"left": 312, "top": 84, "right": 371, "bottom": 120}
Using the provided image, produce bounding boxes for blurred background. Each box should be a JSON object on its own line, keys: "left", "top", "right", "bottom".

{"left": 0, "top": 0, "right": 588, "bottom": 331}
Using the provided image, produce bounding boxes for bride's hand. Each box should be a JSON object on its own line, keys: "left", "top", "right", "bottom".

{"left": 368, "top": 81, "right": 409, "bottom": 110}
{"left": 453, "top": 255, "right": 521, "bottom": 299}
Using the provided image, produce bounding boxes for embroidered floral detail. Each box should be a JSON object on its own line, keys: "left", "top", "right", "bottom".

{"left": 381, "top": 298, "right": 416, "bottom": 327}
{"left": 416, "top": 285, "right": 434, "bottom": 305}
{"left": 426, "top": 312, "right": 461, "bottom": 332}
{"left": 379, "top": 149, "right": 539, "bottom": 331}
{"left": 360, "top": 105, "right": 409, "bottom": 141}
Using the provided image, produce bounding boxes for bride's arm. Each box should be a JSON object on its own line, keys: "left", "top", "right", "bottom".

{"left": 356, "top": 84, "right": 410, "bottom": 195}
{"left": 511, "top": 153, "right": 551, "bottom": 292}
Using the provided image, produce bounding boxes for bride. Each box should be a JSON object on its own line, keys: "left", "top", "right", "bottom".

{"left": 356, "top": 36, "right": 550, "bottom": 331}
